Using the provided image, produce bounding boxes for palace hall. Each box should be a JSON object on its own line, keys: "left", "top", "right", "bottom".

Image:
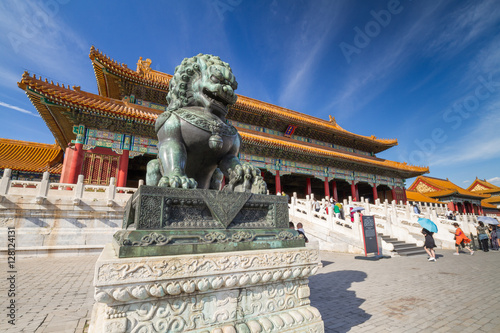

{"left": 4, "top": 47, "right": 428, "bottom": 201}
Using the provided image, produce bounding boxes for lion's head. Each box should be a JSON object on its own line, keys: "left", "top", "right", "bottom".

{"left": 166, "top": 54, "right": 238, "bottom": 117}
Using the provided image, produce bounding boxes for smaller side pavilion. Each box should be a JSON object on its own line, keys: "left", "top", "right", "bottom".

{"left": 0, "top": 138, "right": 62, "bottom": 181}
{"left": 407, "top": 176, "right": 490, "bottom": 215}
{"left": 467, "top": 178, "right": 500, "bottom": 216}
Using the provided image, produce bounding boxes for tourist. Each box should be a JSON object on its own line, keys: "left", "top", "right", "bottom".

{"left": 336, "top": 201, "right": 344, "bottom": 219}
{"left": 413, "top": 203, "right": 421, "bottom": 214}
{"left": 289, "top": 221, "right": 295, "bottom": 229}
{"left": 334, "top": 201, "right": 341, "bottom": 219}
{"left": 313, "top": 199, "right": 320, "bottom": 212}
{"left": 451, "top": 222, "right": 474, "bottom": 255}
{"left": 476, "top": 221, "right": 490, "bottom": 252}
{"left": 296, "top": 223, "right": 309, "bottom": 243}
{"left": 422, "top": 228, "right": 437, "bottom": 262}
{"left": 489, "top": 225, "right": 499, "bottom": 251}
{"left": 446, "top": 208, "right": 454, "bottom": 220}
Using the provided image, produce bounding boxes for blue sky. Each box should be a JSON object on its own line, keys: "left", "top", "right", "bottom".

{"left": 1, "top": 0, "right": 499, "bottom": 188}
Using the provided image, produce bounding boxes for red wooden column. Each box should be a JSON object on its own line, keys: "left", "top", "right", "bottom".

{"left": 350, "top": 182, "right": 356, "bottom": 201}
{"left": 332, "top": 180, "right": 338, "bottom": 201}
{"left": 59, "top": 146, "right": 73, "bottom": 183}
{"left": 461, "top": 203, "right": 467, "bottom": 214}
{"left": 324, "top": 177, "right": 330, "bottom": 198}
{"left": 275, "top": 170, "right": 281, "bottom": 194}
{"left": 355, "top": 184, "right": 359, "bottom": 201}
{"left": 117, "top": 150, "right": 129, "bottom": 187}
{"left": 306, "top": 177, "right": 312, "bottom": 196}
{"left": 453, "top": 202, "right": 458, "bottom": 212}
{"left": 402, "top": 188, "right": 408, "bottom": 204}
{"left": 391, "top": 187, "right": 397, "bottom": 202}
{"left": 372, "top": 184, "right": 378, "bottom": 201}
{"left": 67, "top": 143, "right": 85, "bottom": 184}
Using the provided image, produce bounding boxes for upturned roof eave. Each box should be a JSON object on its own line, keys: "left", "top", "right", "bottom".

{"left": 89, "top": 46, "right": 399, "bottom": 152}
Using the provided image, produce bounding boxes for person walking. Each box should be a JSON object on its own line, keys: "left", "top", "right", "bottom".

{"left": 451, "top": 222, "right": 474, "bottom": 255}
{"left": 476, "top": 221, "right": 490, "bottom": 252}
{"left": 422, "top": 228, "right": 436, "bottom": 262}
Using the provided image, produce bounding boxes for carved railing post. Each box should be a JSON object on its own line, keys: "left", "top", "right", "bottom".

{"left": 73, "top": 175, "right": 85, "bottom": 205}
{"left": 107, "top": 177, "right": 116, "bottom": 207}
{"left": 0, "top": 168, "right": 12, "bottom": 202}
{"left": 138, "top": 179, "right": 144, "bottom": 187}
{"left": 343, "top": 199, "right": 348, "bottom": 220}
{"left": 35, "top": 171, "right": 50, "bottom": 204}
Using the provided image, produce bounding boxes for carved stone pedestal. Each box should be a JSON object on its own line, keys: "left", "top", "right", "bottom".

{"left": 89, "top": 244, "right": 324, "bottom": 332}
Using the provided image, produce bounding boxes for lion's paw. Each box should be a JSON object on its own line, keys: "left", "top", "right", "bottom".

{"left": 158, "top": 176, "right": 197, "bottom": 189}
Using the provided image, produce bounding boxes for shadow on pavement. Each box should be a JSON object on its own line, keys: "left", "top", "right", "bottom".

{"left": 321, "top": 260, "right": 335, "bottom": 267}
{"left": 309, "top": 270, "right": 370, "bottom": 333}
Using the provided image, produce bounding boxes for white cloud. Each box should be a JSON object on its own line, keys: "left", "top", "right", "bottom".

{"left": 323, "top": 1, "right": 443, "bottom": 119}
{"left": 487, "top": 177, "right": 500, "bottom": 186}
{"left": 0, "top": 1, "right": 88, "bottom": 85}
{"left": 278, "top": 1, "right": 345, "bottom": 109}
{"left": 429, "top": 104, "right": 500, "bottom": 166}
{"left": 423, "top": 0, "right": 500, "bottom": 60}
{"left": 0, "top": 101, "right": 40, "bottom": 117}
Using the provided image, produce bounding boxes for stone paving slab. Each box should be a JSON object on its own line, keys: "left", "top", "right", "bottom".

{"left": 1, "top": 249, "right": 499, "bottom": 332}
{"left": 310, "top": 249, "right": 500, "bottom": 333}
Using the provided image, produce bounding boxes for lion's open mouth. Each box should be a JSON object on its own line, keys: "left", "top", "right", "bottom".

{"left": 203, "top": 88, "right": 232, "bottom": 109}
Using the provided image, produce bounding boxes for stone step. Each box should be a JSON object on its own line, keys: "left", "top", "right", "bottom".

{"left": 393, "top": 243, "right": 417, "bottom": 250}
{"left": 379, "top": 233, "right": 427, "bottom": 256}
{"left": 388, "top": 241, "right": 406, "bottom": 246}
{"left": 397, "top": 249, "right": 428, "bottom": 256}
{"left": 380, "top": 237, "right": 399, "bottom": 242}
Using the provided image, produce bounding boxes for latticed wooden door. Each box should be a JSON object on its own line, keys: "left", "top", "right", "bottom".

{"left": 82, "top": 153, "right": 119, "bottom": 185}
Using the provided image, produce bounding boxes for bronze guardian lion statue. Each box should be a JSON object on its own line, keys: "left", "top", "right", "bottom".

{"left": 146, "top": 54, "right": 267, "bottom": 194}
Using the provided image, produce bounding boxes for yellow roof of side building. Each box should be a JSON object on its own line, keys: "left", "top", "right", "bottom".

{"left": 0, "top": 138, "right": 63, "bottom": 174}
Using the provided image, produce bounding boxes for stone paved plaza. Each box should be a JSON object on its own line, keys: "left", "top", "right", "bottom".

{"left": 1, "top": 249, "right": 499, "bottom": 332}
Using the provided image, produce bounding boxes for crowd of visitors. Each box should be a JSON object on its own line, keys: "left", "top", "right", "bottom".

{"left": 296, "top": 194, "right": 500, "bottom": 259}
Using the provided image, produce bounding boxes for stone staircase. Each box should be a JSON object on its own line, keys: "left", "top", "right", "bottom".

{"left": 379, "top": 234, "right": 427, "bottom": 256}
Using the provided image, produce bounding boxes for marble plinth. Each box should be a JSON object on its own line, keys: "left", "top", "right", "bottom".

{"left": 89, "top": 244, "right": 324, "bottom": 332}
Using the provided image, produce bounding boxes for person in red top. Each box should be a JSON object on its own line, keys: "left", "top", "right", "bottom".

{"left": 451, "top": 222, "right": 474, "bottom": 255}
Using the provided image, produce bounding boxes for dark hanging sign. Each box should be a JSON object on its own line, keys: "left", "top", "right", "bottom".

{"left": 361, "top": 215, "right": 379, "bottom": 256}
{"left": 284, "top": 125, "right": 297, "bottom": 137}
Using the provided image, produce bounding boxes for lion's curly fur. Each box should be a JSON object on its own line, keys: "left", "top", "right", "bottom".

{"left": 166, "top": 54, "right": 233, "bottom": 111}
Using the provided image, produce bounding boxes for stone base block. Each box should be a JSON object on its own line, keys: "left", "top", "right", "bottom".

{"left": 89, "top": 244, "right": 324, "bottom": 332}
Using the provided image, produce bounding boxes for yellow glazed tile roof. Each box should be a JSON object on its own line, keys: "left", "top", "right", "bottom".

{"left": 0, "top": 138, "right": 63, "bottom": 174}
{"left": 467, "top": 178, "right": 500, "bottom": 194}
{"left": 18, "top": 72, "right": 161, "bottom": 124}
{"left": 18, "top": 72, "right": 426, "bottom": 176}
{"left": 90, "top": 47, "right": 398, "bottom": 149}
{"left": 483, "top": 196, "right": 500, "bottom": 204}
{"left": 406, "top": 190, "right": 445, "bottom": 204}
{"left": 409, "top": 176, "right": 488, "bottom": 199}
{"left": 239, "top": 128, "right": 427, "bottom": 174}
{"left": 90, "top": 46, "right": 171, "bottom": 90}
